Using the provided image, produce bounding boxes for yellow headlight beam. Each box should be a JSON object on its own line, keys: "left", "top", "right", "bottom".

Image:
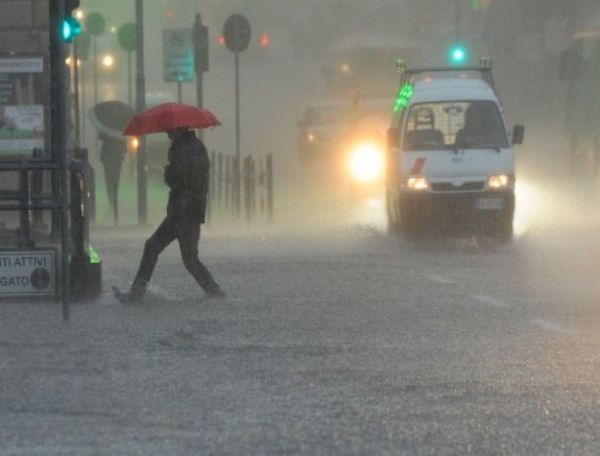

{"left": 406, "top": 176, "right": 429, "bottom": 191}
{"left": 488, "top": 174, "right": 512, "bottom": 190}
{"left": 348, "top": 143, "right": 385, "bottom": 183}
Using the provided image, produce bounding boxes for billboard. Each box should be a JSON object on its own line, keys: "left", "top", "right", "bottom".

{"left": 0, "top": 57, "right": 45, "bottom": 156}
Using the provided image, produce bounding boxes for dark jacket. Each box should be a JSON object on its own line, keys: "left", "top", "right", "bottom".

{"left": 164, "top": 130, "right": 209, "bottom": 223}
{"left": 99, "top": 133, "right": 127, "bottom": 165}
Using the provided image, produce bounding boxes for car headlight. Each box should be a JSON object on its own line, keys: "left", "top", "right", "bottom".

{"left": 348, "top": 143, "right": 385, "bottom": 183}
{"left": 406, "top": 176, "right": 429, "bottom": 191}
{"left": 488, "top": 174, "right": 514, "bottom": 190}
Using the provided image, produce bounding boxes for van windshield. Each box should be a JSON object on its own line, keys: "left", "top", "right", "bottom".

{"left": 403, "top": 100, "right": 509, "bottom": 150}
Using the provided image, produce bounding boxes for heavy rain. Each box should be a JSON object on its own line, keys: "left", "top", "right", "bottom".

{"left": 1, "top": 0, "right": 600, "bottom": 454}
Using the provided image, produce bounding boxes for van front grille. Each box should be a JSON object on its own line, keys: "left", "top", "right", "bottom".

{"left": 430, "top": 181, "right": 485, "bottom": 192}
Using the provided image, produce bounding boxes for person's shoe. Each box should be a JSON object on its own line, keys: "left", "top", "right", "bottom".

{"left": 112, "top": 286, "right": 143, "bottom": 304}
{"left": 206, "top": 287, "right": 227, "bottom": 299}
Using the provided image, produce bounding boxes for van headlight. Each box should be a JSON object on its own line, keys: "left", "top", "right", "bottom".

{"left": 488, "top": 174, "right": 514, "bottom": 190}
{"left": 348, "top": 142, "right": 385, "bottom": 183}
{"left": 406, "top": 176, "right": 429, "bottom": 191}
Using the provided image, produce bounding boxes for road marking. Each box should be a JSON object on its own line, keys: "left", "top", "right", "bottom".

{"left": 531, "top": 318, "right": 570, "bottom": 334}
{"left": 424, "top": 273, "right": 454, "bottom": 284}
{"left": 471, "top": 293, "right": 509, "bottom": 308}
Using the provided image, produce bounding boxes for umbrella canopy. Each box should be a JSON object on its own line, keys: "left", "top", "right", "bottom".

{"left": 123, "top": 102, "right": 221, "bottom": 136}
{"left": 88, "top": 101, "right": 135, "bottom": 140}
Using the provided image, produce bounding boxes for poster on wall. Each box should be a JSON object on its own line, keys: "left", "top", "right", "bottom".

{"left": 0, "top": 57, "right": 45, "bottom": 156}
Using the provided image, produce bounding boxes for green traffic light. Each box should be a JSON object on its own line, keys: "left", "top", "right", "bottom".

{"left": 61, "top": 17, "right": 81, "bottom": 42}
{"left": 450, "top": 45, "right": 468, "bottom": 64}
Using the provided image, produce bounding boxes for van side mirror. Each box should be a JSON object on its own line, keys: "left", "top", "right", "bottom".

{"left": 512, "top": 125, "right": 525, "bottom": 145}
{"left": 387, "top": 128, "right": 400, "bottom": 149}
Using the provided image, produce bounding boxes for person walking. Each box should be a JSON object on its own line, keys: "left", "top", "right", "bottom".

{"left": 113, "top": 126, "right": 225, "bottom": 302}
{"left": 99, "top": 131, "right": 126, "bottom": 224}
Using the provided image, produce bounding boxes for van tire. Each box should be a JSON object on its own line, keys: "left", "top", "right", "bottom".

{"left": 492, "top": 213, "right": 513, "bottom": 243}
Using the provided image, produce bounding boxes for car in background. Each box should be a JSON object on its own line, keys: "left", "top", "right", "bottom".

{"left": 297, "top": 97, "right": 392, "bottom": 200}
{"left": 297, "top": 101, "right": 353, "bottom": 163}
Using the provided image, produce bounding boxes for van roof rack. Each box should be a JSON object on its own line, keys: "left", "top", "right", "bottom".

{"left": 399, "top": 63, "right": 494, "bottom": 89}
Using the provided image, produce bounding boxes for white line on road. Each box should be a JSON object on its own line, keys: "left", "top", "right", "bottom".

{"left": 424, "top": 273, "right": 455, "bottom": 285}
{"left": 471, "top": 293, "right": 509, "bottom": 308}
{"left": 531, "top": 318, "right": 570, "bottom": 334}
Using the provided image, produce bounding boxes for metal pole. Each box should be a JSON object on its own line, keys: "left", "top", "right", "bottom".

{"left": 32, "top": 148, "right": 44, "bottom": 226}
{"left": 177, "top": 81, "right": 182, "bottom": 103}
{"left": 243, "top": 155, "right": 250, "bottom": 223}
{"left": 73, "top": 39, "right": 80, "bottom": 146}
{"left": 194, "top": 13, "right": 204, "bottom": 141}
{"left": 128, "top": 51, "right": 132, "bottom": 107}
{"left": 225, "top": 155, "right": 230, "bottom": 212}
{"left": 19, "top": 170, "right": 32, "bottom": 247}
{"left": 93, "top": 35, "right": 98, "bottom": 106}
{"left": 135, "top": 0, "right": 147, "bottom": 225}
{"left": 455, "top": 0, "right": 462, "bottom": 40}
{"left": 266, "top": 154, "right": 273, "bottom": 223}
{"left": 234, "top": 51, "right": 241, "bottom": 216}
{"left": 50, "top": 0, "right": 71, "bottom": 321}
{"left": 81, "top": 62, "right": 86, "bottom": 146}
{"left": 217, "top": 152, "right": 223, "bottom": 210}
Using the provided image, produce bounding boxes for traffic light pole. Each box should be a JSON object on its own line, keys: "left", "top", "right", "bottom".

{"left": 49, "top": 0, "right": 71, "bottom": 321}
{"left": 455, "top": 0, "right": 462, "bottom": 40}
{"left": 194, "top": 13, "right": 206, "bottom": 141}
{"left": 73, "top": 38, "right": 81, "bottom": 145}
{"left": 196, "top": 70, "right": 203, "bottom": 140}
{"left": 135, "top": 0, "right": 147, "bottom": 225}
{"left": 234, "top": 51, "right": 241, "bottom": 216}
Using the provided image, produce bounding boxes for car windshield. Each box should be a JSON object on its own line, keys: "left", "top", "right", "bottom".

{"left": 403, "top": 100, "right": 509, "bottom": 150}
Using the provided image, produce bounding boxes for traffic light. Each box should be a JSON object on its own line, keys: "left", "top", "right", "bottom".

{"left": 194, "top": 14, "right": 209, "bottom": 73}
{"left": 449, "top": 44, "right": 468, "bottom": 65}
{"left": 62, "top": 0, "right": 81, "bottom": 42}
{"left": 62, "top": 17, "right": 81, "bottom": 42}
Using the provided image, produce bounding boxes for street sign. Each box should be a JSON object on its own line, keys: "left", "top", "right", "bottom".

{"left": 118, "top": 23, "right": 137, "bottom": 53}
{"left": 223, "top": 14, "right": 251, "bottom": 54}
{"left": 163, "top": 29, "right": 195, "bottom": 83}
{"left": 85, "top": 12, "right": 105, "bottom": 37}
{"left": 193, "top": 19, "right": 209, "bottom": 73}
{"left": 0, "top": 250, "right": 55, "bottom": 296}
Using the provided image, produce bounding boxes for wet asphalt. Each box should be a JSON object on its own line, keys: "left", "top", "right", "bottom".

{"left": 1, "top": 224, "right": 600, "bottom": 455}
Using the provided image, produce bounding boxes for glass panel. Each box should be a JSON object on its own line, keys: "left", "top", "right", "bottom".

{"left": 403, "top": 100, "right": 509, "bottom": 150}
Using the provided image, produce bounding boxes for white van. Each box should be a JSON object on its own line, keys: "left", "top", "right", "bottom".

{"left": 386, "top": 65, "right": 524, "bottom": 240}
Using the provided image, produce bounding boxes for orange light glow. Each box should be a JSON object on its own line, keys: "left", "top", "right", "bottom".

{"left": 260, "top": 32, "right": 271, "bottom": 48}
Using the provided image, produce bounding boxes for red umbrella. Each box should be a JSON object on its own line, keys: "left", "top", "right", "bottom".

{"left": 123, "top": 102, "right": 221, "bottom": 136}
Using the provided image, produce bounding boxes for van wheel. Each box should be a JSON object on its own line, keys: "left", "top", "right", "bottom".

{"left": 492, "top": 214, "right": 513, "bottom": 243}
{"left": 401, "top": 206, "right": 426, "bottom": 242}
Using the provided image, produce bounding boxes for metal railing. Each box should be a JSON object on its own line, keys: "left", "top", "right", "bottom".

{"left": 208, "top": 151, "right": 274, "bottom": 224}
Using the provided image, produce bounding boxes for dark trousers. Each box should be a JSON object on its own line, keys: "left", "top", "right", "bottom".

{"left": 102, "top": 158, "right": 123, "bottom": 225}
{"left": 131, "top": 214, "right": 221, "bottom": 296}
